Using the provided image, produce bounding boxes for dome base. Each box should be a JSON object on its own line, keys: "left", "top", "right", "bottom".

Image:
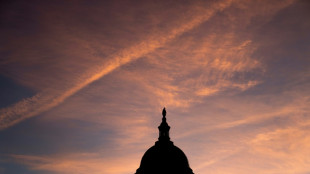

{"left": 135, "top": 140, "right": 194, "bottom": 174}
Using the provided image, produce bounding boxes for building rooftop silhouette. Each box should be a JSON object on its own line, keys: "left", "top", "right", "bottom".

{"left": 135, "top": 108, "right": 194, "bottom": 174}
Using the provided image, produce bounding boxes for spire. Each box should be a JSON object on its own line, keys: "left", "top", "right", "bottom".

{"left": 158, "top": 107, "right": 170, "bottom": 141}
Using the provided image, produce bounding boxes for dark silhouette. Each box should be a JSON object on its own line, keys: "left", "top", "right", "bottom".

{"left": 135, "top": 108, "right": 194, "bottom": 174}
{"left": 162, "top": 107, "right": 166, "bottom": 117}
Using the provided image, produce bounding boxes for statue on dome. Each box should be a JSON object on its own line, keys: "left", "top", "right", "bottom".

{"left": 162, "top": 107, "right": 166, "bottom": 118}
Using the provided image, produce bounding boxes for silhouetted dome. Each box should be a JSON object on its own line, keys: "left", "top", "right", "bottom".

{"left": 137, "top": 141, "right": 193, "bottom": 174}
{"left": 135, "top": 108, "right": 194, "bottom": 174}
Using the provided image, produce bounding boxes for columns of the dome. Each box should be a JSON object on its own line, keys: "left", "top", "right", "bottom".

{"left": 158, "top": 108, "right": 170, "bottom": 141}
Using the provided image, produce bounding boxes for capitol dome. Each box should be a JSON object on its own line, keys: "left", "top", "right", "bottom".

{"left": 135, "top": 108, "right": 194, "bottom": 174}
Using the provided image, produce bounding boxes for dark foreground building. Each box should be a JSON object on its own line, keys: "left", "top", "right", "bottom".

{"left": 135, "top": 108, "right": 194, "bottom": 174}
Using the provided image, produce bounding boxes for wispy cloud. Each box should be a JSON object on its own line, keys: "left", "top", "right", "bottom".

{"left": 1, "top": 0, "right": 309, "bottom": 174}
{"left": 0, "top": 0, "right": 234, "bottom": 130}
{"left": 9, "top": 153, "right": 140, "bottom": 174}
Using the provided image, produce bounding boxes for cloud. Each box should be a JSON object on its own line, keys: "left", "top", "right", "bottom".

{"left": 244, "top": 122, "right": 310, "bottom": 174}
{"left": 116, "top": 30, "right": 262, "bottom": 110}
{"left": 172, "top": 99, "right": 310, "bottom": 174}
{"left": 0, "top": 0, "right": 234, "bottom": 130}
{"left": 9, "top": 153, "right": 141, "bottom": 174}
{"left": 0, "top": 0, "right": 299, "bottom": 130}
{"left": 1, "top": 1, "right": 310, "bottom": 174}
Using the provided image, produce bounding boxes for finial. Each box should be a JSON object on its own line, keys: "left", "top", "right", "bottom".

{"left": 158, "top": 107, "right": 170, "bottom": 142}
{"left": 162, "top": 107, "right": 166, "bottom": 118}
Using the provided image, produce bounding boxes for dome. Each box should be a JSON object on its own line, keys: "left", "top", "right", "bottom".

{"left": 135, "top": 108, "right": 194, "bottom": 174}
{"left": 136, "top": 141, "right": 193, "bottom": 174}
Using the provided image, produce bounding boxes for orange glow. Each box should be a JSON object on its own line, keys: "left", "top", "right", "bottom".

{"left": 1, "top": 0, "right": 309, "bottom": 173}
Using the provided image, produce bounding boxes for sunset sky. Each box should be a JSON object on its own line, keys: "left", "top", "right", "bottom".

{"left": 1, "top": 0, "right": 310, "bottom": 174}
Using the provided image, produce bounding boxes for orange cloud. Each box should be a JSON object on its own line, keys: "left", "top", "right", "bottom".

{"left": 0, "top": 0, "right": 234, "bottom": 130}
{"left": 2, "top": 1, "right": 308, "bottom": 174}
{"left": 10, "top": 153, "right": 141, "bottom": 174}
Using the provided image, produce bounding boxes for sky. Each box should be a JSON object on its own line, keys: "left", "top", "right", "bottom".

{"left": 0, "top": 0, "right": 310, "bottom": 173}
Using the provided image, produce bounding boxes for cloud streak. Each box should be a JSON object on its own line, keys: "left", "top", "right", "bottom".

{"left": 0, "top": 0, "right": 234, "bottom": 130}
{"left": 1, "top": 0, "right": 309, "bottom": 174}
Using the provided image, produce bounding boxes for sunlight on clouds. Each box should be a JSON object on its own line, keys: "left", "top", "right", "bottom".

{"left": 210, "top": 40, "right": 260, "bottom": 72}
{"left": 175, "top": 92, "right": 309, "bottom": 141}
{"left": 172, "top": 100, "right": 310, "bottom": 174}
{"left": 125, "top": 34, "right": 261, "bottom": 106}
{"left": 196, "top": 80, "right": 260, "bottom": 97}
{"left": 1, "top": 0, "right": 309, "bottom": 174}
{"left": 112, "top": 117, "right": 153, "bottom": 147}
{"left": 0, "top": 0, "right": 234, "bottom": 130}
{"left": 196, "top": 87, "right": 219, "bottom": 96}
{"left": 10, "top": 153, "right": 140, "bottom": 174}
{"left": 248, "top": 125, "right": 310, "bottom": 173}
